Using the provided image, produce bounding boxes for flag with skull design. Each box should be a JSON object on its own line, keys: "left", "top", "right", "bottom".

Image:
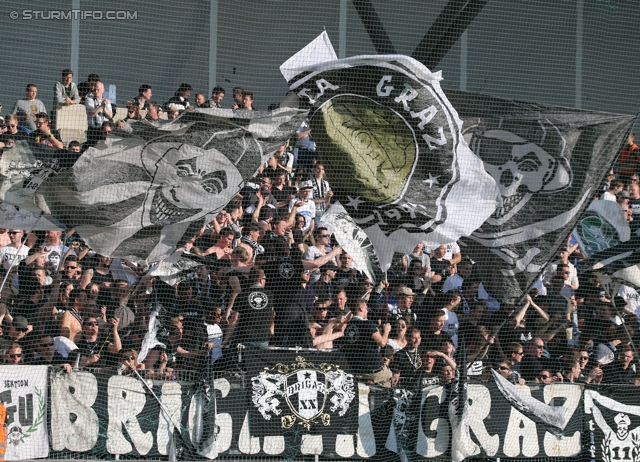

{"left": 445, "top": 89, "right": 636, "bottom": 302}
{"left": 1, "top": 108, "right": 306, "bottom": 263}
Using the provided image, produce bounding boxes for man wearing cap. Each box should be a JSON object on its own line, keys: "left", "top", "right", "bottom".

{"left": 616, "top": 189, "right": 631, "bottom": 209}
{"left": 289, "top": 181, "right": 316, "bottom": 233}
{"left": 166, "top": 83, "right": 192, "bottom": 111}
{"left": 388, "top": 286, "right": 417, "bottom": 322}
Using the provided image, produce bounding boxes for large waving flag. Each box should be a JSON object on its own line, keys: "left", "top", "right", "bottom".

{"left": 446, "top": 89, "right": 636, "bottom": 302}
{"left": 281, "top": 36, "right": 500, "bottom": 270}
{"left": 0, "top": 108, "right": 306, "bottom": 263}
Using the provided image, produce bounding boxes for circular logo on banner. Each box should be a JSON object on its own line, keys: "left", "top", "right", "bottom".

{"left": 290, "top": 59, "right": 460, "bottom": 234}
{"left": 248, "top": 291, "right": 269, "bottom": 310}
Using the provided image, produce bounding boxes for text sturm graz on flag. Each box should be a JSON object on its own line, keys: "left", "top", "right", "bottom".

{"left": 287, "top": 56, "right": 498, "bottom": 269}
{"left": 251, "top": 355, "right": 355, "bottom": 430}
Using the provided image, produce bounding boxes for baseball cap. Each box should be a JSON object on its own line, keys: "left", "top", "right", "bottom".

{"left": 396, "top": 286, "right": 415, "bottom": 297}
{"left": 13, "top": 316, "right": 28, "bottom": 329}
{"left": 617, "top": 190, "right": 631, "bottom": 199}
{"left": 299, "top": 180, "right": 313, "bottom": 189}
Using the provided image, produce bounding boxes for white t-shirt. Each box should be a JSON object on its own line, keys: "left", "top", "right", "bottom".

{"left": 40, "top": 243, "right": 73, "bottom": 269}
{"left": 304, "top": 245, "right": 331, "bottom": 283}
{"left": 289, "top": 198, "right": 316, "bottom": 232}
{"left": 618, "top": 285, "right": 640, "bottom": 322}
{"left": 0, "top": 244, "right": 29, "bottom": 270}
{"left": 444, "top": 242, "right": 460, "bottom": 261}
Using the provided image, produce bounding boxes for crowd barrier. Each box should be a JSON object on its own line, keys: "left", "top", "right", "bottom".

{"left": 0, "top": 347, "right": 635, "bottom": 461}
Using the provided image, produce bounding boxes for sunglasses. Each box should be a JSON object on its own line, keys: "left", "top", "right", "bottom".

{"left": 7, "top": 231, "right": 20, "bottom": 235}
{"left": 84, "top": 321, "right": 99, "bottom": 327}
{"left": 317, "top": 234, "right": 330, "bottom": 238}
{"left": 8, "top": 354, "right": 22, "bottom": 359}
{"left": 66, "top": 265, "right": 78, "bottom": 269}
{"left": 41, "top": 342, "right": 54, "bottom": 347}
{"left": 122, "top": 356, "right": 135, "bottom": 361}
{"left": 579, "top": 356, "right": 589, "bottom": 361}
{"left": 539, "top": 374, "right": 551, "bottom": 379}
{"left": 16, "top": 328, "right": 28, "bottom": 333}
{"left": 7, "top": 124, "right": 17, "bottom": 128}
{"left": 398, "top": 324, "right": 407, "bottom": 328}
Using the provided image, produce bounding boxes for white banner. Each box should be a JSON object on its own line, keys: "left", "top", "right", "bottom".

{"left": 0, "top": 365, "right": 49, "bottom": 460}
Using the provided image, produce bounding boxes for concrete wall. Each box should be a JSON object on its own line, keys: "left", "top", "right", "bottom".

{"left": 0, "top": 0, "right": 637, "bottom": 118}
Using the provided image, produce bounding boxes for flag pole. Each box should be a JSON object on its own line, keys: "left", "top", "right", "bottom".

{"left": 384, "top": 271, "right": 389, "bottom": 322}
{"left": 0, "top": 211, "right": 45, "bottom": 296}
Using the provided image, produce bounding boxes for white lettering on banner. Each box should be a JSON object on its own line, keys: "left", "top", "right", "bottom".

{"left": 356, "top": 383, "right": 376, "bottom": 458}
{"left": 50, "top": 372, "right": 99, "bottom": 452}
{"left": 543, "top": 384, "right": 581, "bottom": 457}
{"left": 411, "top": 106, "right": 438, "bottom": 130}
{"left": 297, "top": 79, "right": 339, "bottom": 104}
{"left": 415, "top": 386, "right": 449, "bottom": 458}
{"left": 453, "top": 385, "right": 499, "bottom": 458}
{"left": 192, "top": 378, "right": 234, "bottom": 458}
{"left": 106, "top": 376, "right": 153, "bottom": 455}
{"left": 156, "top": 382, "right": 182, "bottom": 455}
{"left": 376, "top": 75, "right": 394, "bottom": 97}
{"left": 238, "top": 411, "right": 261, "bottom": 454}
{"left": 394, "top": 84, "right": 418, "bottom": 112}
{"left": 503, "top": 385, "right": 539, "bottom": 457}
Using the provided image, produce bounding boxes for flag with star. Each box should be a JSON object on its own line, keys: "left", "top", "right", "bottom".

{"left": 281, "top": 43, "right": 500, "bottom": 270}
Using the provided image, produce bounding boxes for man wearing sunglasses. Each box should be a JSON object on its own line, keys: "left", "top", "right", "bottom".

{"left": 76, "top": 316, "right": 121, "bottom": 369}
{"left": 0, "top": 114, "right": 28, "bottom": 152}
{"left": 30, "top": 334, "right": 72, "bottom": 372}
{"left": 3, "top": 343, "right": 23, "bottom": 364}
{"left": 30, "top": 112, "right": 63, "bottom": 149}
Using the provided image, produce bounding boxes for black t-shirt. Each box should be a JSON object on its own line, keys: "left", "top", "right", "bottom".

{"left": 335, "top": 268, "right": 359, "bottom": 287}
{"left": 264, "top": 252, "right": 305, "bottom": 308}
{"left": 342, "top": 317, "right": 383, "bottom": 374}
{"left": 232, "top": 285, "right": 273, "bottom": 344}
{"left": 312, "top": 280, "right": 337, "bottom": 302}
{"left": 430, "top": 258, "right": 451, "bottom": 292}
{"left": 271, "top": 185, "right": 296, "bottom": 207}
{"left": 414, "top": 370, "right": 440, "bottom": 388}
{"left": 422, "top": 331, "right": 452, "bottom": 351}
{"left": 390, "top": 347, "right": 422, "bottom": 386}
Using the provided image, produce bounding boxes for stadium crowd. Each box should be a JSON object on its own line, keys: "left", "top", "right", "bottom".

{"left": 0, "top": 70, "right": 639, "bottom": 391}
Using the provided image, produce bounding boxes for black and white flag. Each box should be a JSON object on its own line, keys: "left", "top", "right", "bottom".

{"left": 281, "top": 37, "right": 500, "bottom": 270}
{"left": 446, "top": 89, "right": 636, "bottom": 302}
{"left": 26, "top": 108, "right": 306, "bottom": 263}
